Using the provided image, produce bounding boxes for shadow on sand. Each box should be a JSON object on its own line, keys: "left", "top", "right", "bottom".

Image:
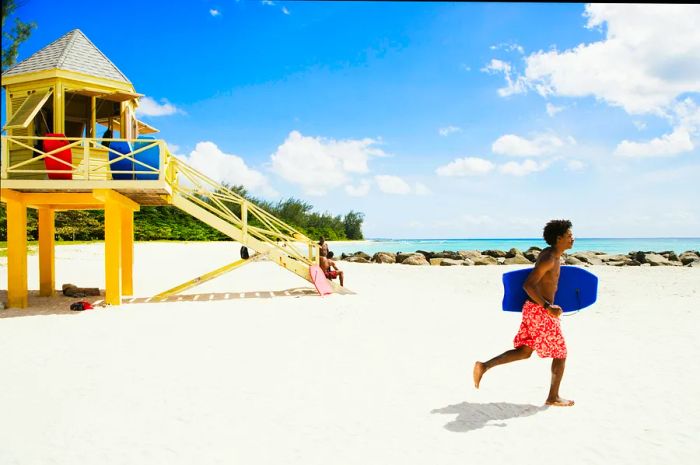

{"left": 431, "top": 401, "right": 548, "bottom": 432}
{"left": 0, "top": 287, "right": 320, "bottom": 318}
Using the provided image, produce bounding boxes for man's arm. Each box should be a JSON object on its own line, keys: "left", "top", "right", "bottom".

{"left": 523, "top": 253, "right": 558, "bottom": 313}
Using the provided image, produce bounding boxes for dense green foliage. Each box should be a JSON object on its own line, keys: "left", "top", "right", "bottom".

{"left": 0, "top": 186, "right": 364, "bottom": 241}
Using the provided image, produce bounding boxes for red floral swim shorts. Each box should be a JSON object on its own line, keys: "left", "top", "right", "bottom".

{"left": 513, "top": 300, "right": 567, "bottom": 358}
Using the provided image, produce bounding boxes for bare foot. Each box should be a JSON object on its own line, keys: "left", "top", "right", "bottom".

{"left": 545, "top": 397, "right": 575, "bottom": 407}
{"left": 473, "top": 362, "right": 486, "bottom": 389}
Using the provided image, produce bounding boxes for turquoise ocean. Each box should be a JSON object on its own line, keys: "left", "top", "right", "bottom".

{"left": 330, "top": 238, "right": 700, "bottom": 256}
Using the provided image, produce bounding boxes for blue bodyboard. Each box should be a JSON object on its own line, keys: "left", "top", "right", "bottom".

{"left": 502, "top": 266, "right": 598, "bottom": 313}
{"left": 133, "top": 136, "right": 160, "bottom": 180}
{"left": 108, "top": 141, "right": 134, "bottom": 180}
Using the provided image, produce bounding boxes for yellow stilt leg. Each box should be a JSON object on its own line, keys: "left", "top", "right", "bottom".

{"left": 38, "top": 208, "right": 56, "bottom": 297}
{"left": 6, "top": 198, "right": 28, "bottom": 308}
{"left": 121, "top": 208, "right": 134, "bottom": 296}
{"left": 104, "top": 201, "right": 122, "bottom": 305}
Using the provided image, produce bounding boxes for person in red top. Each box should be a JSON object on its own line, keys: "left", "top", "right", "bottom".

{"left": 473, "top": 219, "right": 575, "bottom": 407}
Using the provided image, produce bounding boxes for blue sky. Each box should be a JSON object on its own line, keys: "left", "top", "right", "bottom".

{"left": 3, "top": 2, "right": 700, "bottom": 238}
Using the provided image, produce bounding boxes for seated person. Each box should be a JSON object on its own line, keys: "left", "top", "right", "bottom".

{"left": 319, "top": 250, "right": 344, "bottom": 287}
{"left": 318, "top": 236, "right": 329, "bottom": 258}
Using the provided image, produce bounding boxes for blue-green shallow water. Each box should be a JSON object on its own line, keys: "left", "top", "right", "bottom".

{"left": 328, "top": 238, "right": 700, "bottom": 256}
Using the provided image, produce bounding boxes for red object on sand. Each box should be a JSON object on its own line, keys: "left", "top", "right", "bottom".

{"left": 42, "top": 133, "right": 73, "bottom": 180}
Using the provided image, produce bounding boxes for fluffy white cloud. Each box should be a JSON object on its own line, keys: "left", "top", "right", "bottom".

{"left": 546, "top": 103, "right": 564, "bottom": 117}
{"left": 185, "top": 142, "right": 278, "bottom": 197}
{"left": 136, "top": 97, "right": 183, "bottom": 117}
{"left": 481, "top": 59, "right": 526, "bottom": 97}
{"left": 499, "top": 159, "right": 548, "bottom": 176}
{"left": 282, "top": 6, "right": 290, "bottom": 15}
{"left": 438, "top": 125, "right": 462, "bottom": 136}
{"left": 414, "top": 182, "right": 431, "bottom": 195}
{"left": 262, "top": 1, "right": 275, "bottom": 5}
{"left": 270, "top": 131, "right": 386, "bottom": 196}
{"left": 503, "top": 5, "right": 700, "bottom": 116}
{"left": 492, "top": 133, "right": 574, "bottom": 157}
{"left": 436, "top": 157, "right": 495, "bottom": 176}
{"left": 567, "top": 160, "right": 586, "bottom": 171}
{"left": 614, "top": 128, "right": 693, "bottom": 158}
{"left": 345, "top": 180, "right": 371, "bottom": 197}
{"left": 375, "top": 175, "right": 411, "bottom": 194}
{"left": 209, "top": 9, "right": 220, "bottom": 17}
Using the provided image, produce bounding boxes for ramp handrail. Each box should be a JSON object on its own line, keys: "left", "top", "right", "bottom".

{"left": 168, "top": 156, "right": 319, "bottom": 265}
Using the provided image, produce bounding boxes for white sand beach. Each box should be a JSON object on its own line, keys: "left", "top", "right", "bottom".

{"left": 1, "top": 241, "right": 699, "bottom": 465}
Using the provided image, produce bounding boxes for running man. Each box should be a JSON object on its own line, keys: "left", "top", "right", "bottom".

{"left": 473, "top": 219, "right": 576, "bottom": 407}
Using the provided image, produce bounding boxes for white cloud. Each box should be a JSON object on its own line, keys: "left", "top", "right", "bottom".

{"left": 481, "top": 59, "right": 527, "bottom": 97}
{"left": 414, "top": 182, "right": 431, "bottom": 195}
{"left": 614, "top": 127, "right": 693, "bottom": 158}
{"left": 281, "top": 6, "right": 290, "bottom": 15}
{"left": 499, "top": 159, "right": 548, "bottom": 176}
{"left": 165, "top": 142, "right": 181, "bottom": 156}
{"left": 546, "top": 103, "right": 564, "bottom": 117}
{"left": 209, "top": 9, "right": 220, "bottom": 17}
{"left": 490, "top": 42, "right": 525, "bottom": 54}
{"left": 492, "top": 133, "right": 574, "bottom": 157}
{"left": 345, "top": 180, "right": 371, "bottom": 197}
{"left": 270, "top": 131, "right": 387, "bottom": 196}
{"left": 502, "top": 5, "right": 700, "bottom": 116}
{"left": 567, "top": 160, "right": 586, "bottom": 171}
{"left": 634, "top": 121, "right": 647, "bottom": 131}
{"left": 438, "top": 125, "right": 462, "bottom": 136}
{"left": 136, "top": 97, "right": 183, "bottom": 117}
{"left": 262, "top": 0, "right": 275, "bottom": 5}
{"left": 375, "top": 175, "right": 411, "bottom": 195}
{"left": 185, "top": 142, "right": 278, "bottom": 197}
{"left": 436, "top": 157, "right": 495, "bottom": 176}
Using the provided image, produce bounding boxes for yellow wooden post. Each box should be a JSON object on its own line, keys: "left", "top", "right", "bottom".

{"left": 38, "top": 207, "right": 55, "bottom": 296}
{"left": 121, "top": 208, "right": 134, "bottom": 296}
{"left": 104, "top": 199, "right": 123, "bottom": 305}
{"left": 6, "top": 196, "right": 28, "bottom": 308}
{"left": 241, "top": 201, "right": 248, "bottom": 245}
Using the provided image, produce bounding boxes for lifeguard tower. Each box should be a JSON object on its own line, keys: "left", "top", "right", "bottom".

{"left": 1, "top": 30, "right": 341, "bottom": 309}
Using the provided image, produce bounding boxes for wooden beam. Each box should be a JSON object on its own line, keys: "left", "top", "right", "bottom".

{"left": 20, "top": 193, "right": 104, "bottom": 207}
{"left": 93, "top": 189, "right": 140, "bottom": 212}
{"left": 121, "top": 208, "right": 134, "bottom": 296}
{"left": 6, "top": 198, "right": 28, "bottom": 308}
{"left": 0, "top": 188, "right": 25, "bottom": 204}
{"left": 38, "top": 208, "right": 55, "bottom": 296}
{"left": 104, "top": 199, "right": 122, "bottom": 305}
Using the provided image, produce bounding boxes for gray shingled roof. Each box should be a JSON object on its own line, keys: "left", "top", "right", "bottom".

{"left": 2, "top": 29, "right": 131, "bottom": 83}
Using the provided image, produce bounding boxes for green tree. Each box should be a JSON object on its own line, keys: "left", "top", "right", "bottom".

{"left": 2, "top": 0, "right": 36, "bottom": 71}
{"left": 343, "top": 211, "right": 364, "bottom": 240}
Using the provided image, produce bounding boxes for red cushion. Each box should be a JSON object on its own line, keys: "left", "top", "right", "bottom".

{"left": 42, "top": 133, "right": 72, "bottom": 180}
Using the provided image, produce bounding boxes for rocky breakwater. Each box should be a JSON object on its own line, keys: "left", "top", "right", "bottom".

{"left": 337, "top": 249, "right": 700, "bottom": 267}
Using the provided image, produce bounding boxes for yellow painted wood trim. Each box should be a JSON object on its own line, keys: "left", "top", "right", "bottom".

{"left": 2, "top": 70, "right": 135, "bottom": 92}
{"left": 104, "top": 201, "right": 122, "bottom": 305}
{"left": 6, "top": 199, "right": 28, "bottom": 308}
{"left": 121, "top": 209, "right": 134, "bottom": 296}
{"left": 0, "top": 188, "right": 25, "bottom": 203}
{"left": 38, "top": 208, "right": 55, "bottom": 297}
{"left": 92, "top": 189, "right": 140, "bottom": 211}
{"left": 154, "top": 254, "right": 267, "bottom": 299}
{"left": 20, "top": 193, "right": 104, "bottom": 207}
{"left": 0, "top": 179, "right": 173, "bottom": 195}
